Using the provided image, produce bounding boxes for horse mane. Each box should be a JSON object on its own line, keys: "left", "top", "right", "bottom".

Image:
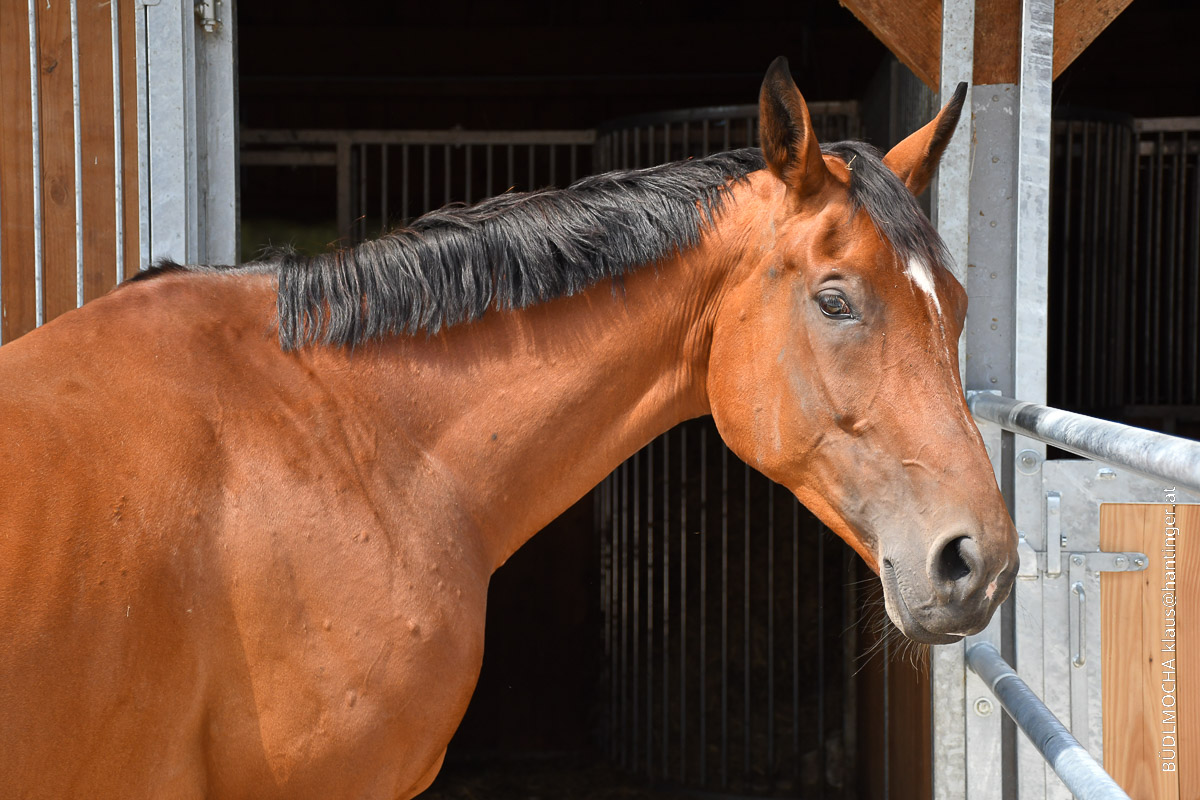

{"left": 125, "top": 142, "right": 946, "bottom": 351}
{"left": 269, "top": 148, "right": 765, "bottom": 350}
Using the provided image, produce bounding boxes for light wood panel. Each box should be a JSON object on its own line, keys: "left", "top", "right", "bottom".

{"left": 1101, "top": 503, "right": 1198, "bottom": 799}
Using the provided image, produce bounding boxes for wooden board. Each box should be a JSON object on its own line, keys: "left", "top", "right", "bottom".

{"left": 840, "top": 0, "right": 1137, "bottom": 88}
{"left": 0, "top": 0, "right": 140, "bottom": 342}
{"left": 1101, "top": 502, "right": 1199, "bottom": 799}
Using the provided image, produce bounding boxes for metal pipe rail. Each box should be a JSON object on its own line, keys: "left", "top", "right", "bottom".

{"left": 966, "top": 643, "right": 1130, "bottom": 800}
{"left": 968, "top": 393, "right": 1200, "bottom": 495}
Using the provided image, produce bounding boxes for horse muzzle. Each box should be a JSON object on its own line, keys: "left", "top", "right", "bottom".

{"left": 880, "top": 530, "right": 1017, "bottom": 645}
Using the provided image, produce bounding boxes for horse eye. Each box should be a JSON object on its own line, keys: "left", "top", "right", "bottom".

{"left": 817, "top": 291, "right": 854, "bottom": 319}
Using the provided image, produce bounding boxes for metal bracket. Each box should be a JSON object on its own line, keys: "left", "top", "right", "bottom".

{"left": 1038, "top": 550, "right": 1147, "bottom": 574}
{"left": 195, "top": 0, "right": 221, "bottom": 33}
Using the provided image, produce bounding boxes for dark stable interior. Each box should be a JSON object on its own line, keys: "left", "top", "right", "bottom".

{"left": 236, "top": 2, "right": 1199, "bottom": 796}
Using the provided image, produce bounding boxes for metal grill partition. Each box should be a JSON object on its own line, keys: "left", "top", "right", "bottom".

{"left": 1048, "top": 113, "right": 1200, "bottom": 433}
{"left": 597, "top": 419, "right": 859, "bottom": 797}
{"left": 241, "top": 129, "right": 596, "bottom": 245}
{"left": 595, "top": 102, "right": 871, "bottom": 798}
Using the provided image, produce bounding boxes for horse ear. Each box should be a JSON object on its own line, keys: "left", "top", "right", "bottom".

{"left": 883, "top": 82, "right": 969, "bottom": 196}
{"left": 758, "top": 56, "right": 829, "bottom": 196}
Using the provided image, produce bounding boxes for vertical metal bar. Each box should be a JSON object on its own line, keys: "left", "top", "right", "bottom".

{"left": 1152, "top": 133, "right": 1164, "bottom": 401}
{"left": 883, "top": 635, "right": 890, "bottom": 800}
{"left": 485, "top": 144, "right": 493, "bottom": 198}
{"left": 1171, "top": 131, "right": 1186, "bottom": 403}
{"left": 1060, "top": 123, "right": 1075, "bottom": 400}
{"left": 359, "top": 144, "right": 368, "bottom": 242}
{"left": 816, "top": 521, "right": 825, "bottom": 798}
{"left": 336, "top": 141, "right": 352, "bottom": 244}
{"left": 662, "top": 430, "right": 670, "bottom": 778}
{"left": 632, "top": 451, "right": 641, "bottom": 771}
{"left": 401, "top": 145, "right": 409, "bottom": 223}
{"left": 1128, "top": 132, "right": 1141, "bottom": 402}
{"left": 792, "top": 501, "right": 801, "bottom": 770}
{"left": 743, "top": 462, "right": 751, "bottom": 779}
{"left": 464, "top": 144, "right": 472, "bottom": 206}
{"left": 621, "top": 462, "right": 630, "bottom": 767}
{"left": 646, "top": 441, "right": 655, "bottom": 779}
{"left": 698, "top": 427, "right": 708, "bottom": 786}
{"left": 110, "top": 0, "right": 124, "bottom": 281}
{"left": 767, "top": 481, "right": 776, "bottom": 777}
{"left": 720, "top": 445, "right": 729, "bottom": 788}
{"left": 1077, "top": 122, "right": 1091, "bottom": 405}
{"left": 133, "top": 1, "right": 149, "bottom": 271}
{"left": 611, "top": 467, "right": 620, "bottom": 761}
{"left": 28, "top": 0, "right": 45, "bottom": 324}
{"left": 679, "top": 426, "right": 688, "bottom": 784}
{"left": 69, "top": 0, "right": 84, "bottom": 306}
{"left": 380, "top": 145, "right": 389, "bottom": 231}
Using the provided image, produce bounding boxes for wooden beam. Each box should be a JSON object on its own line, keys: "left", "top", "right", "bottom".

{"left": 1053, "top": 0, "right": 1136, "bottom": 78}
{"left": 839, "top": 0, "right": 941, "bottom": 89}
{"left": 842, "top": 0, "right": 1137, "bottom": 88}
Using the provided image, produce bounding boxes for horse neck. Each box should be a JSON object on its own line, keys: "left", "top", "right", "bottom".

{"left": 357, "top": 184, "right": 763, "bottom": 570}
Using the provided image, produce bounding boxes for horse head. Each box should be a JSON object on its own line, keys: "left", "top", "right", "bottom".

{"left": 707, "top": 58, "right": 1017, "bottom": 644}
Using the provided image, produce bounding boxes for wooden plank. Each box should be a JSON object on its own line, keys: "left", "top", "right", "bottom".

{"left": 0, "top": 2, "right": 38, "bottom": 341}
{"left": 78, "top": 0, "right": 118, "bottom": 301}
{"left": 1101, "top": 503, "right": 1199, "bottom": 799}
{"left": 838, "top": 0, "right": 941, "bottom": 89}
{"left": 973, "top": 0, "right": 1021, "bottom": 86}
{"left": 35, "top": 0, "right": 79, "bottom": 323}
{"left": 1053, "top": 0, "right": 1136, "bottom": 78}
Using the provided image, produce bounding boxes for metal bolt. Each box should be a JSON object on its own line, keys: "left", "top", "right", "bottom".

{"left": 1113, "top": 555, "right": 1127, "bottom": 569}
{"left": 1097, "top": 467, "right": 1117, "bottom": 480}
{"left": 1017, "top": 449, "right": 1041, "bottom": 475}
{"left": 1072, "top": 555, "right": 1084, "bottom": 566}
{"left": 1060, "top": 535, "right": 1068, "bottom": 549}
{"left": 1133, "top": 556, "right": 1146, "bottom": 568}
{"left": 974, "top": 697, "right": 994, "bottom": 717}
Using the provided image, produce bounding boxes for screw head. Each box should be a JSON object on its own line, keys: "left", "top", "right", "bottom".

{"left": 1097, "top": 468, "right": 1117, "bottom": 481}
{"left": 1113, "top": 555, "right": 1128, "bottom": 569}
{"left": 1133, "top": 556, "right": 1146, "bottom": 568}
{"left": 974, "top": 697, "right": 994, "bottom": 716}
{"left": 1017, "top": 449, "right": 1041, "bottom": 475}
{"left": 1072, "top": 555, "right": 1085, "bottom": 566}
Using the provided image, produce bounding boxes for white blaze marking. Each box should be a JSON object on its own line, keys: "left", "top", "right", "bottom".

{"left": 905, "top": 255, "right": 942, "bottom": 317}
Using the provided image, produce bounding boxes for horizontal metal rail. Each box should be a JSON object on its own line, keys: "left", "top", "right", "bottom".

{"left": 968, "top": 393, "right": 1200, "bottom": 495}
{"left": 966, "top": 643, "right": 1130, "bottom": 800}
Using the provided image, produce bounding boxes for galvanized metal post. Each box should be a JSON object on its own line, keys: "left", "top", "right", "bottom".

{"left": 930, "top": 2, "right": 975, "bottom": 799}
{"left": 136, "top": 0, "right": 239, "bottom": 267}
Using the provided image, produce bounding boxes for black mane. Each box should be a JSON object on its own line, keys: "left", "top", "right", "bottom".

{"left": 132, "top": 142, "right": 947, "bottom": 350}
{"left": 272, "top": 149, "right": 766, "bottom": 350}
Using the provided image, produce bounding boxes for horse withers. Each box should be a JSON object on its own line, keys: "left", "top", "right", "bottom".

{"left": 0, "top": 57, "right": 1015, "bottom": 798}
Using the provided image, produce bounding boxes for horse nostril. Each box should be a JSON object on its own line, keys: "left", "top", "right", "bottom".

{"left": 932, "top": 535, "right": 979, "bottom": 588}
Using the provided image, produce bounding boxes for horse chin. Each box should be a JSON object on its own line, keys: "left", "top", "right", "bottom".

{"left": 880, "top": 560, "right": 965, "bottom": 646}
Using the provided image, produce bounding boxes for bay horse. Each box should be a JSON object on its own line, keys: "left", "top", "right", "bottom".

{"left": 0, "top": 58, "right": 1016, "bottom": 798}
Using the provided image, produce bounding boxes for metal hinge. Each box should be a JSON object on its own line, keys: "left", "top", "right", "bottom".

{"left": 1016, "top": 490, "right": 1147, "bottom": 578}
{"left": 195, "top": 0, "right": 221, "bottom": 33}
